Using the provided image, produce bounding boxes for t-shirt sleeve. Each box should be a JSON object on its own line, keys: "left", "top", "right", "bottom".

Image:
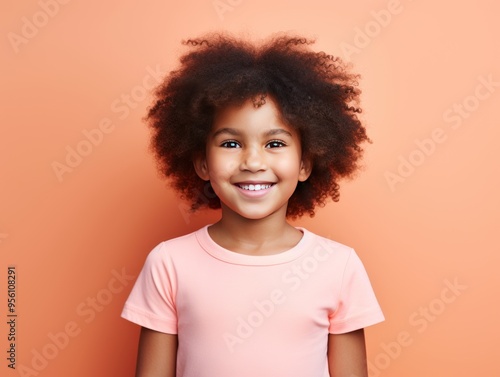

{"left": 121, "top": 243, "right": 178, "bottom": 334}
{"left": 329, "top": 249, "right": 384, "bottom": 334}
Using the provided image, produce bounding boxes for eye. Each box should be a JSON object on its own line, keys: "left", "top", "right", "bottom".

{"left": 266, "top": 140, "right": 287, "bottom": 148}
{"left": 220, "top": 140, "right": 241, "bottom": 148}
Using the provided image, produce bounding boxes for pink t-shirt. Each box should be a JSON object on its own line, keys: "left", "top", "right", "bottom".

{"left": 121, "top": 225, "right": 384, "bottom": 377}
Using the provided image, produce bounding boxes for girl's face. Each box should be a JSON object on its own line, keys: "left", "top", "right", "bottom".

{"left": 194, "top": 97, "right": 311, "bottom": 221}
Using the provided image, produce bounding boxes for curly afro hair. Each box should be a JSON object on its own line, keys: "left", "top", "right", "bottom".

{"left": 147, "top": 33, "right": 371, "bottom": 218}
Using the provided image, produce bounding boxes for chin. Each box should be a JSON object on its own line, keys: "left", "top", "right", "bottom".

{"left": 237, "top": 208, "right": 285, "bottom": 221}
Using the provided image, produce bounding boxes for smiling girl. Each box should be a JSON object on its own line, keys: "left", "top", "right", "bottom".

{"left": 121, "top": 33, "right": 384, "bottom": 377}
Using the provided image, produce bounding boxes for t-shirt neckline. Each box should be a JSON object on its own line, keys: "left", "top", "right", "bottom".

{"left": 195, "top": 224, "right": 313, "bottom": 266}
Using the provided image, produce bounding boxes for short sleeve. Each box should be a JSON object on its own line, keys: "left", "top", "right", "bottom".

{"left": 121, "top": 243, "right": 178, "bottom": 334}
{"left": 329, "top": 249, "right": 384, "bottom": 334}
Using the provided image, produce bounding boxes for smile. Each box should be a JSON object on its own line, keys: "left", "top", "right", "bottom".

{"left": 236, "top": 183, "right": 274, "bottom": 191}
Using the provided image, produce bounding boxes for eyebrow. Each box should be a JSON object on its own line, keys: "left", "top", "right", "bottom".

{"left": 211, "top": 127, "right": 293, "bottom": 138}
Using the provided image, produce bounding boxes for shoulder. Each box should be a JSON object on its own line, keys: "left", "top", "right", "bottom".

{"left": 299, "top": 228, "right": 370, "bottom": 278}
{"left": 144, "top": 226, "right": 205, "bottom": 264}
{"left": 301, "top": 227, "right": 355, "bottom": 258}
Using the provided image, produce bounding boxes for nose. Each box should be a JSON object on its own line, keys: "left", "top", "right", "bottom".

{"left": 240, "top": 146, "right": 267, "bottom": 172}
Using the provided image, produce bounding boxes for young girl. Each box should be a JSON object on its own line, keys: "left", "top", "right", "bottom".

{"left": 121, "top": 33, "right": 384, "bottom": 377}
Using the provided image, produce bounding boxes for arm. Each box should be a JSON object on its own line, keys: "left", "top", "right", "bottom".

{"left": 135, "top": 327, "right": 178, "bottom": 377}
{"left": 327, "top": 329, "right": 367, "bottom": 377}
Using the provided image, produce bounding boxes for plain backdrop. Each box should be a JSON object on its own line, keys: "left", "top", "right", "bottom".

{"left": 1, "top": 0, "right": 499, "bottom": 376}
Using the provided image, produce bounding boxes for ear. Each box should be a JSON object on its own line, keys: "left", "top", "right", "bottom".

{"left": 298, "top": 157, "right": 312, "bottom": 182}
{"left": 193, "top": 153, "right": 210, "bottom": 181}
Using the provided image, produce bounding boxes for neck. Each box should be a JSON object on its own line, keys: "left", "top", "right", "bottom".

{"left": 208, "top": 205, "right": 301, "bottom": 255}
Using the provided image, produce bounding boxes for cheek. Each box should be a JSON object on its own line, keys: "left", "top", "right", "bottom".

{"left": 274, "top": 154, "right": 303, "bottom": 176}
{"left": 207, "top": 153, "right": 238, "bottom": 180}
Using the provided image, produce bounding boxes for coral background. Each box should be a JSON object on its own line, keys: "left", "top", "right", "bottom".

{"left": 1, "top": 0, "right": 499, "bottom": 376}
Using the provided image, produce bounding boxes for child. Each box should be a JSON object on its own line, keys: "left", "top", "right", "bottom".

{"left": 121, "top": 33, "right": 384, "bottom": 377}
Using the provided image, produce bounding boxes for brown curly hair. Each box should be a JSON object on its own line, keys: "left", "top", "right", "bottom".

{"left": 147, "top": 32, "right": 371, "bottom": 218}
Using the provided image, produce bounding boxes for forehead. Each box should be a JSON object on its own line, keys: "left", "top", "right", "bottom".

{"left": 211, "top": 97, "right": 295, "bottom": 136}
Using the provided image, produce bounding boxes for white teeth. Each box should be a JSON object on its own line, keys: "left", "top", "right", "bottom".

{"left": 238, "top": 184, "right": 272, "bottom": 191}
